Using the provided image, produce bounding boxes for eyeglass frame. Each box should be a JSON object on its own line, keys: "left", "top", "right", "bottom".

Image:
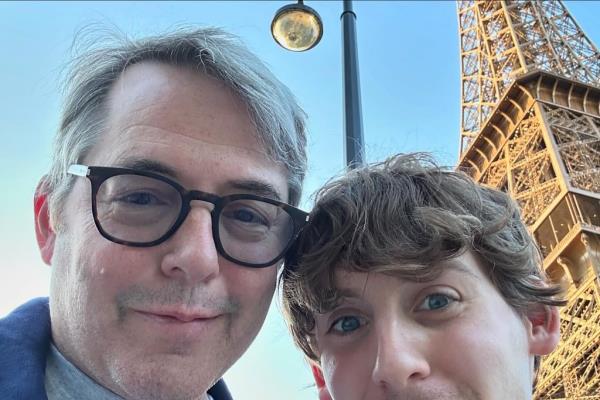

{"left": 67, "top": 164, "right": 309, "bottom": 268}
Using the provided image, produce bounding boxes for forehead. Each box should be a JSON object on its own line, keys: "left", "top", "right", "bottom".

{"left": 105, "top": 61, "right": 259, "bottom": 147}
{"left": 83, "top": 61, "right": 288, "bottom": 199}
{"left": 332, "top": 252, "right": 488, "bottom": 297}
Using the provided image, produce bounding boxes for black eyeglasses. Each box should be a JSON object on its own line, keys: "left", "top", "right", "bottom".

{"left": 68, "top": 164, "right": 309, "bottom": 268}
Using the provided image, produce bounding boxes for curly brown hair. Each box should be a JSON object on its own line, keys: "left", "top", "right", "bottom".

{"left": 280, "top": 153, "right": 565, "bottom": 367}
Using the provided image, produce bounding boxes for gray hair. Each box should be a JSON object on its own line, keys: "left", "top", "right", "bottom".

{"left": 45, "top": 26, "right": 307, "bottom": 227}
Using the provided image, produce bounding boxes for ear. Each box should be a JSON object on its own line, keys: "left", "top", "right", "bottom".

{"left": 34, "top": 179, "right": 56, "bottom": 265}
{"left": 526, "top": 305, "right": 560, "bottom": 356}
{"left": 311, "top": 362, "right": 333, "bottom": 400}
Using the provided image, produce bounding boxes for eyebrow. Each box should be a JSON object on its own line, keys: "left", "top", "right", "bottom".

{"left": 334, "top": 287, "right": 365, "bottom": 300}
{"left": 116, "top": 158, "right": 283, "bottom": 201}
{"left": 439, "top": 260, "right": 481, "bottom": 281}
{"left": 333, "top": 260, "right": 481, "bottom": 299}
{"left": 120, "top": 159, "right": 179, "bottom": 179}
{"left": 227, "top": 179, "right": 283, "bottom": 201}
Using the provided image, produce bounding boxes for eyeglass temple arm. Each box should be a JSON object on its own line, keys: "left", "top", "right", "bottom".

{"left": 68, "top": 164, "right": 90, "bottom": 177}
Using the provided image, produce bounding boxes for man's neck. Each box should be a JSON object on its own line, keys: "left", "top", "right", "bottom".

{"left": 45, "top": 342, "right": 122, "bottom": 400}
{"left": 45, "top": 342, "right": 214, "bottom": 400}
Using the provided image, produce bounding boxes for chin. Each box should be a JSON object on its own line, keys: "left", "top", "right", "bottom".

{"left": 109, "top": 358, "right": 215, "bottom": 400}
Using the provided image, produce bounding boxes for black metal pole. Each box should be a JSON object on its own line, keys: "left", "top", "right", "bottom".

{"left": 341, "top": 0, "right": 365, "bottom": 168}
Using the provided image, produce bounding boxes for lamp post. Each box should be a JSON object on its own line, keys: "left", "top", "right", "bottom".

{"left": 271, "top": 0, "right": 365, "bottom": 168}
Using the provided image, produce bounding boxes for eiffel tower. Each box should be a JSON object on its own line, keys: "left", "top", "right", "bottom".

{"left": 456, "top": 1, "right": 600, "bottom": 398}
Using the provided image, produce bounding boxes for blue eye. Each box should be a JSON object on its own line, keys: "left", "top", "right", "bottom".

{"left": 418, "top": 293, "right": 455, "bottom": 311}
{"left": 330, "top": 316, "right": 365, "bottom": 335}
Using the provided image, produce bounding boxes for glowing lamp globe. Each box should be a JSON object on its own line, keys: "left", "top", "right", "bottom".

{"left": 271, "top": 1, "right": 323, "bottom": 52}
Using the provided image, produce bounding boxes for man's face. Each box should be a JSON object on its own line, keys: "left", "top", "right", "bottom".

{"left": 45, "top": 62, "right": 288, "bottom": 399}
{"left": 312, "top": 252, "right": 558, "bottom": 400}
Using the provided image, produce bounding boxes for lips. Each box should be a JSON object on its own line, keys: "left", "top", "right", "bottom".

{"left": 130, "top": 308, "right": 223, "bottom": 338}
{"left": 134, "top": 309, "right": 222, "bottom": 323}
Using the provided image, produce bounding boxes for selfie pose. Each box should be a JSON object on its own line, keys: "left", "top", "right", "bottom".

{"left": 0, "top": 27, "right": 308, "bottom": 400}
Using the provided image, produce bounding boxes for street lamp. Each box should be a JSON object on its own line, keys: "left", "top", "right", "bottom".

{"left": 271, "top": 1, "right": 323, "bottom": 52}
{"left": 271, "top": 0, "right": 365, "bottom": 168}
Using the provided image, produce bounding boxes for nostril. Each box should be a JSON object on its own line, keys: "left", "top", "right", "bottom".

{"left": 160, "top": 264, "right": 186, "bottom": 279}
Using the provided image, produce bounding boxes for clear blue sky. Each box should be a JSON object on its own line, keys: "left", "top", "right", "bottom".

{"left": 1, "top": 1, "right": 599, "bottom": 399}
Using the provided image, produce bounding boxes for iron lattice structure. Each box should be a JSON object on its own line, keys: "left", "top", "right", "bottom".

{"left": 457, "top": 1, "right": 600, "bottom": 398}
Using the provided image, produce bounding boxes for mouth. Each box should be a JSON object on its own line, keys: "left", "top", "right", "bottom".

{"left": 134, "top": 309, "right": 222, "bottom": 324}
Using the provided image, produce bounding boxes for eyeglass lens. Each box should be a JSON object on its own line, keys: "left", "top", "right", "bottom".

{"left": 95, "top": 174, "right": 295, "bottom": 265}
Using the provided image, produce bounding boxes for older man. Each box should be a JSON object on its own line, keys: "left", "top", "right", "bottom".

{"left": 0, "top": 27, "right": 308, "bottom": 400}
{"left": 281, "top": 153, "right": 564, "bottom": 400}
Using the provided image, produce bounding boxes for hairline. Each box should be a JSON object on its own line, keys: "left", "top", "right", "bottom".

{"left": 46, "top": 27, "right": 307, "bottom": 227}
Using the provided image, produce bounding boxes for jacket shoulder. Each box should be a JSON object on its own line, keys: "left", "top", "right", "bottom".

{"left": 0, "top": 297, "right": 51, "bottom": 399}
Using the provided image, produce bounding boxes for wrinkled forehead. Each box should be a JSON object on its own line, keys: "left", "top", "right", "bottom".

{"left": 73, "top": 62, "right": 289, "bottom": 204}
{"left": 104, "top": 62, "right": 262, "bottom": 147}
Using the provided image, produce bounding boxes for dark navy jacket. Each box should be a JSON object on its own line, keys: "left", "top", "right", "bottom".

{"left": 0, "top": 298, "right": 232, "bottom": 400}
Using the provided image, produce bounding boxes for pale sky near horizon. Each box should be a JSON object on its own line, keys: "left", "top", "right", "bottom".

{"left": 1, "top": 1, "right": 599, "bottom": 399}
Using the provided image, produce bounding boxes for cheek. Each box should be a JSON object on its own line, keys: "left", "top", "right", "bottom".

{"left": 222, "top": 264, "right": 277, "bottom": 332}
{"left": 224, "top": 264, "right": 276, "bottom": 302}
{"left": 83, "top": 244, "right": 147, "bottom": 300}
{"left": 431, "top": 308, "right": 530, "bottom": 393}
{"left": 321, "top": 343, "right": 374, "bottom": 400}
{"left": 49, "top": 218, "right": 149, "bottom": 361}
{"left": 52, "top": 191, "right": 124, "bottom": 301}
{"left": 59, "top": 226, "right": 153, "bottom": 321}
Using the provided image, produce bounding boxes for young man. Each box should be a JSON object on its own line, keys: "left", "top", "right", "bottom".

{"left": 0, "top": 27, "right": 308, "bottom": 400}
{"left": 281, "top": 153, "right": 565, "bottom": 400}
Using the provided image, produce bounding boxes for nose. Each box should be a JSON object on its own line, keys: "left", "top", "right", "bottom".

{"left": 160, "top": 205, "right": 220, "bottom": 283}
{"left": 371, "top": 324, "right": 431, "bottom": 389}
